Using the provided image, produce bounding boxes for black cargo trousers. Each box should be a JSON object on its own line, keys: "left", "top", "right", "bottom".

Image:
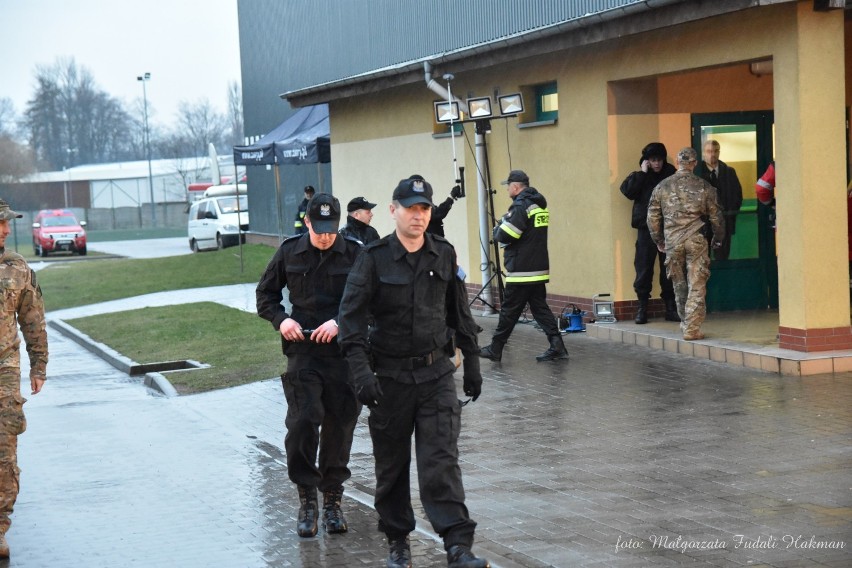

{"left": 368, "top": 362, "right": 477, "bottom": 550}
{"left": 282, "top": 353, "right": 361, "bottom": 492}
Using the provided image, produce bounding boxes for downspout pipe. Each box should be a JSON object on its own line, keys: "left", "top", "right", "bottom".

{"left": 424, "top": 62, "right": 494, "bottom": 314}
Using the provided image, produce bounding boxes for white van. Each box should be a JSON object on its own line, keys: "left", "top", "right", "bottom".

{"left": 187, "top": 184, "right": 249, "bottom": 251}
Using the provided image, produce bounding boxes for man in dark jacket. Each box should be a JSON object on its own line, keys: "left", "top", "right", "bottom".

{"left": 619, "top": 142, "right": 679, "bottom": 324}
{"left": 425, "top": 181, "right": 464, "bottom": 237}
{"left": 257, "top": 193, "right": 363, "bottom": 539}
{"left": 338, "top": 176, "right": 488, "bottom": 568}
{"left": 339, "top": 196, "right": 380, "bottom": 244}
{"left": 479, "top": 170, "right": 568, "bottom": 363}
{"left": 694, "top": 139, "right": 743, "bottom": 261}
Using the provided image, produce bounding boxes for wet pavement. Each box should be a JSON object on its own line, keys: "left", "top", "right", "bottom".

{"left": 8, "top": 282, "right": 852, "bottom": 566}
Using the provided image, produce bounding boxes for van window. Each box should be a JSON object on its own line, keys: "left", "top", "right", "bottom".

{"left": 189, "top": 203, "right": 199, "bottom": 220}
{"left": 217, "top": 196, "right": 247, "bottom": 214}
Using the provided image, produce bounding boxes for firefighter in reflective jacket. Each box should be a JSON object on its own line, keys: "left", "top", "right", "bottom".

{"left": 479, "top": 170, "right": 568, "bottom": 362}
{"left": 293, "top": 185, "right": 315, "bottom": 234}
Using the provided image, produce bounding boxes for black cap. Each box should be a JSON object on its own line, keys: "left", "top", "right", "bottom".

{"left": 393, "top": 177, "right": 434, "bottom": 207}
{"left": 306, "top": 193, "right": 340, "bottom": 233}
{"left": 347, "top": 196, "right": 377, "bottom": 212}
{"left": 500, "top": 170, "right": 529, "bottom": 185}
{"left": 304, "top": 185, "right": 316, "bottom": 195}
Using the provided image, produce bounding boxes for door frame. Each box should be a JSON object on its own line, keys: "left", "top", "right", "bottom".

{"left": 691, "top": 110, "right": 777, "bottom": 310}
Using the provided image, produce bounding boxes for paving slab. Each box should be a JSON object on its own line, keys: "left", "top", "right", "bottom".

{"left": 6, "top": 294, "right": 851, "bottom": 567}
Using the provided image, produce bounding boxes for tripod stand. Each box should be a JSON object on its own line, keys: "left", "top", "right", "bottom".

{"left": 469, "top": 119, "right": 505, "bottom": 311}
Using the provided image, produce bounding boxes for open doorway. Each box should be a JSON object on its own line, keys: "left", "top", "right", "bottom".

{"left": 691, "top": 111, "right": 778, "bottom": 311}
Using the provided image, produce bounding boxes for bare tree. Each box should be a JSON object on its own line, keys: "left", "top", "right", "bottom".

{"left": 175, "top": 98, "right": 227, "bottom": 158}
{"left": 156, "top": 132, "right": 205, "bottom": 202}
{"left": 226, "top": 81, "right": 244, "bottom": 148}
{"left": 0, "top": 98, "right": 36, "bottom": 183}
{"left": 23, "top": 57, "right": 135, "bottom": 169}
{"left": 0, "top": 98, "right": 17, "bottom": 137}
{"left": 0, "top": 136, "right": 36, "bottom": 184}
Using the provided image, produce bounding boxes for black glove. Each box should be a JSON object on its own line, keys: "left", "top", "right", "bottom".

{"left": 462, "top": 355, "right": 482, "bottom": 401}
{"left": 450, "top": 184, "right": 463, "bottom": 200}
{"left": 354, "top": 369, "right": 383, "bottom": 408}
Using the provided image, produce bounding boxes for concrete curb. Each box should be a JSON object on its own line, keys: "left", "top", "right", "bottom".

{"left": 48, "top": 319, "right": 179, "bottom": 397}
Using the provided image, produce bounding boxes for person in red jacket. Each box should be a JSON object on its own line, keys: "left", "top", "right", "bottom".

{"left": 755, "top": 162, "right": 775, "bottom": 205}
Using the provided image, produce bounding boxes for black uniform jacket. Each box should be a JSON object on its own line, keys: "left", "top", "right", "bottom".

{"left": 338, "top": 231, "right": 480, "bottom": 382}
{"left": 620, "top": 163, "right": 677, "bottom": 229}
{"left": 339, "top": 216, "right": 380, "bottom": 245}
{"left": 256, "top": 233, "right": 363, "bottom": 356}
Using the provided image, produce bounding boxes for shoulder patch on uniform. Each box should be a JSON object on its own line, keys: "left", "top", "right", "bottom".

{"left": 341, "top": 235, "right": 364, "bottom": 247}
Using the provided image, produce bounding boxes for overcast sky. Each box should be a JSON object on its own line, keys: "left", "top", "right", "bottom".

{"left": 1, "top": 0, "right": 241, "bottom": 128}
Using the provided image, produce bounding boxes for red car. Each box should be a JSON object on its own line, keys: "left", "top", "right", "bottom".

{"left": 32, "top": 209, "right": 87, "bottom": 256}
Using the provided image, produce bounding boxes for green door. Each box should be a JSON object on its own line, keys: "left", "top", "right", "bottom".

{"left": 691, "top": 111, "right": 777, "bottom": 311}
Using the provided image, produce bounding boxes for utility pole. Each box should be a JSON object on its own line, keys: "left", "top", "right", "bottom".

{"left": 137, "top": 72, "right": 156, "bottom": 226}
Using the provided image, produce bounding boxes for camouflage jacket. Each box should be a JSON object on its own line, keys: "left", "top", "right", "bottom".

{"left": 0, "top": 249, "right": 47, "bottom": 378}
{"left": 647, "top": 170, "right": 725, "bottom": 251}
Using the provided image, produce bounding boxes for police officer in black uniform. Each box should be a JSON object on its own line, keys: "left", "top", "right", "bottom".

{"left": 338, "top": 176, "right": 489, "bottom": 568}
{"left": 339, "top": 196, "right": 380, "bottom": 244}
{"left": 256, "top": 193, "right": 363, "bottom": 538}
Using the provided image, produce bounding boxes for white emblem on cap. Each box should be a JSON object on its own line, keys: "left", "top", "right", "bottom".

{"left": 320, "top": 203, "right": 331, "bottom": 217}
{"left": 412, "top": 180, "right": 424, "bottom": 193}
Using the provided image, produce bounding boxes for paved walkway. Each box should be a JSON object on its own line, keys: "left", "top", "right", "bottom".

{"left": 9, "top": 283, "right": 852, "bottom": 567}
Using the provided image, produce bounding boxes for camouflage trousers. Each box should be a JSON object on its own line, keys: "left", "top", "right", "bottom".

{"left": 0, "top": 373, "right": 26, "bottom": 535}
{"left": 664, "top": 233, "right": 711, "bottom": 337}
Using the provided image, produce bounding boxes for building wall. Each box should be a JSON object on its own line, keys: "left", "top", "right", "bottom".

{"left": 237, "top": 0, "right": 673, "bottom": 239}
{"left": 322, "top": 2, "right": 849, "bottom": 335}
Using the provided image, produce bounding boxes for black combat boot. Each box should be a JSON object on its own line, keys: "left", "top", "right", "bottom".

{"left": 634, "top": 298, "right": 648, "bottom": 324}
{"left": 447, "top": 544, "right": 490, "bottom": 568}
{"left": 322, "top": 485, "right": 348, "bottom": 534}
{"left": 296, "top": 485, "right": 319, "bottom": 537}
{"left": 536, "top": 335, "right": 569, "bottom": 362}
{"left": 387, "top": 535, "right": 412, "bottom": 568}
{"left": 478, "top": 342, "right": 504, "bottom": 362}
{"left": 664, "top": 297, "right": 681, "bottom": 322}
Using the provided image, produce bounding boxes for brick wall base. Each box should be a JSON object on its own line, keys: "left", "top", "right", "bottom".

{"left": 465, "top": 284, "right": 664, "bottom": 324}
{"left": 778, "top": 326, "right": 852, "bottom": 352}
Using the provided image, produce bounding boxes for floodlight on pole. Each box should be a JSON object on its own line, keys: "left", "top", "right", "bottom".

{"left": 497, "top": 93, "right": 525, "bottom": 116}
{"left": 137, "top": 72, "right": 156, "bottom": 226}
{"left": 466, "top": 97, "right": 493, "bottom": 119}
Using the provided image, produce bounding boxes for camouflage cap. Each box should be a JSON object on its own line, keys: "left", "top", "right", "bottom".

{"left": 676, "top": 147, "right": 698, "bottom": 164}
{"left": 0, "top": 199, "right": 22, "bottom": 221}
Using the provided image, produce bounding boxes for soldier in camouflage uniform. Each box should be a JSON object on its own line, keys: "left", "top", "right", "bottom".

{"left": 0, "top": 199, "right": 48, "bottom": 558}
{"left": 647, "top": 148, "right": 724, "bottom": 341}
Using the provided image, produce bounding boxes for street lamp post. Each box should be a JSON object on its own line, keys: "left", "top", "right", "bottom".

{"left": 137, "top": 72, "right": 156, "bottom": 226}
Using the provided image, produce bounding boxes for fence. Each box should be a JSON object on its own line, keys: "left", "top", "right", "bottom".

{"left": 6, "top": 204, "right": 189, "bottom": 250}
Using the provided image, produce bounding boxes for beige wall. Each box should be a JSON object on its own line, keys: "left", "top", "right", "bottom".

{"left": 326, "top": 2, "right": 849, "bottom": 332}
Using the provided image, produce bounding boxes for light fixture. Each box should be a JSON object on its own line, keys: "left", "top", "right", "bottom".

{"left": 434, "top": 101, "right": 460, "bottom": 123}
{"left": 466, "top": 96, "right": 493, "bottom": 119}
{"left": 748, "top": 60, "right": 773, "bottom": 77}
{"left": 497, "top": 93, "right": 524, "bottom": 116}
{"left": 592, "top": 293, "right": 617, "bottom": 323}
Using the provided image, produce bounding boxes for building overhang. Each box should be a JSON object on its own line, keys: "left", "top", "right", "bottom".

{"left": 282, "top": 0, "right": 785, "bottom": 108}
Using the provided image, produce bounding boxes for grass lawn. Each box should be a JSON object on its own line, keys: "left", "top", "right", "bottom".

{"left": 66, "top": 303, "right": 284, "bottom": 395}
{"left": 38, "top": 244, "right": 274, "bottom": 311}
